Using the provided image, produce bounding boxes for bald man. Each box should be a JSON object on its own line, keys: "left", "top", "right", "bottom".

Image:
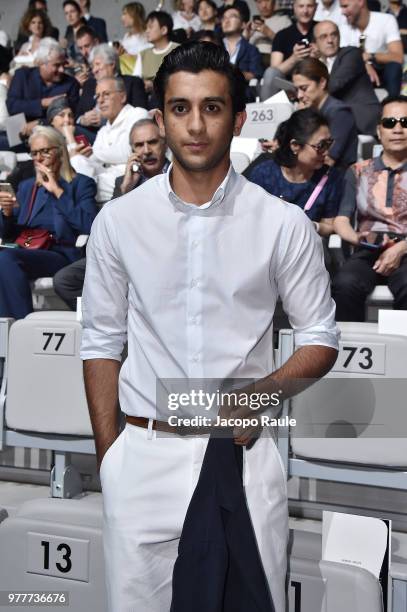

{"left": 314, "top": 20, "right": 381, "bottom": 135}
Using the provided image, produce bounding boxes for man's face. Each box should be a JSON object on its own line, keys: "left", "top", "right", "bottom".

{"left": 378, "top": 102, "right": 407, "bottom": 155}
{"left": 314, "top": 21, "right": 340, "bottom": 57}
{"left": 95, "top": 81, "right": 126, "bottom": 122}
{"left": 131, "top": 124, "right": 167, "bottom": 177}
{"left": 76, "top": 33, "right": 96, "bottom": 60}
{"left": 39, "top": 52, "right": 66, "bottom": 83}
{"left": 293, "top": 0, "right": 317, "bottom": 25}
{"left": 155, "top": 70, "right": 245, "bottom": 173}
{"left": 255, "top": 0, "right": 274, "bottom": 19}
{"left": 64, "top": 3, "right": 82, "bottom": 26}
{"left": 92, "top": 56, "right": 115, "bottom": 80}
{"left": 146, "top": 18, "right": 166, "bottom": 44}
{"left": 221, "top": 8, "right": 244, "bottom": 35}
{"left": 340, "top": 0, "right": 362, "bottom": 25}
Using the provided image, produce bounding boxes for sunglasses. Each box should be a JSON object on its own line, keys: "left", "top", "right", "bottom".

{"left": 305, "top": 138, "right": 334, "bottom": 153}
{"left": 380, "top": 117, "right": 407, "bottom": 129}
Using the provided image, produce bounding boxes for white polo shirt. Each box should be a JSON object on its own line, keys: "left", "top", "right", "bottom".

{"left": 339, "top": 11, "right": 401, "bottom": 53}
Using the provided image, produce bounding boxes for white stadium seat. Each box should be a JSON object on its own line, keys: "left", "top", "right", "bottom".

{"left": 230, "top": 151, "right": 250, "bottom": 173}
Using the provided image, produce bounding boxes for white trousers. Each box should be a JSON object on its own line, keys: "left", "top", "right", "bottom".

{"left": 100, "top": 423, "right": 288, "bottom": 612}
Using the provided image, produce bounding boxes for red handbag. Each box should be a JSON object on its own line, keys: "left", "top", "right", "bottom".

{"left": 15, "top": 228, "right": 54, "bottom": 250}
{"left": 15, "top": 184, "right": 54, "bottom": 250}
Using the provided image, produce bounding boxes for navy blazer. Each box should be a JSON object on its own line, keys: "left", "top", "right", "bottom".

{"left": 0, "top": 174, "right": 97, "bottom": 263}
{"left": 171, "top": 435, "right": 274, "bottom": 612}
{"left": 6, "top": 67, "right": 80, "bottom": 121}
{"left": 86, "top": 15, "right": 108, "bottom": 42}
{"left": 234, "top": 37, "right": 264, "bottom": 81}
{"left": 320, "top": 95, "right": 358, "bottom": 167}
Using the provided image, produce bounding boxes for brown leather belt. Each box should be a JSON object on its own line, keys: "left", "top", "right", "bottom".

{"left": 125, "top": 414, "right": 211, "bottom": 436}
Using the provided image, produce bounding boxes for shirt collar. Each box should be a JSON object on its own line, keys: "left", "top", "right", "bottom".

{"left": 108, "top": 104, "right": 130, "bottom": 127}
{"left": 165, "top": 162, "right": 237, "bottom": 212}
{"left": 373, "top": 154, "right": 407, "bottom": 173}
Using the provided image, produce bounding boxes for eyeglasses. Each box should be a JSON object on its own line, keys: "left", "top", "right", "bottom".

{"left": 305, "top": 138, "right": 334, "bottom": 153}
{"left": 30, "top": 146, "right": 58, "bottom": 158}
{"left": 380, "top": 117, "right": 407, "bottom": 129}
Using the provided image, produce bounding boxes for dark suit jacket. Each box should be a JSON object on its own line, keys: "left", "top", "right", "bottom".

{"left": 0, "top": 174, "right": 97, "bottom": 263}
{"left": 328, "top": 47, "right": 381, "bottom": 136}
{"left": 76, "top": 74, "right": 147, "bottom": 123}
{"left": 171, "top": 435, "right": 274, "bottom": 612}
{"left": 6, "top": 67, "right": 80, "bottom": 121}
{"left": 234, "top": 37, "right": 264, "bottom": 81}
{"left": 320, "top": 95, "right": 358, "bottom": 167}
{"left": 86, "top": 15, "right": 108, "bottom": 42}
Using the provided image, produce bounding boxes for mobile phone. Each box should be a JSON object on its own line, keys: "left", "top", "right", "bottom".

{"left": 299, "top": 38, "right": 310, "bottom": 48}
{"left": 359, "top": 241, "right": 382, "bottom": 250}
{"left": 132, "top": 163, "right": 140, "bottom": 173}
{"left": 0, "top": 182, "right": 15, "bottom": 197}
{"left": 253, "top": 15, "right": 264, "bottom": 22}
{"left": 258, "top": 138, "right": 267, "bottom": 143}
{"left": 75, "top": 134, "right": 90, "bottom": 148}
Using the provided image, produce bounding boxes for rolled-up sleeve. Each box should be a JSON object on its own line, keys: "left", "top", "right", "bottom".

{"left": 80, "top": 203, "right": 128, "bottom": 361}
{"left": 274, "top": 204, "right": 339, "bottom": 350}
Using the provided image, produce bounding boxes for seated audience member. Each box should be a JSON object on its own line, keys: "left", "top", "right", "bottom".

{"left": 249, "top": 0, "right": 291, "bottom": 58}
{"left": 246, "top": 108, "right": 341, "bottom": 235}
{"left": 261, "top": 0, "right": 317, "bottom": 99}
{"left": 314, "top": 20, "right": 380, "bottom": 135}
{"left": 388, "top": 0, "right": 407, "bottom": 53}
{"left": 63, "top": 0, "right": 86, "bottom": 61}
{"left": 6, "top": 38, "right": 80, "bottom": 135}
{"left": 92, "top": 76, "right": 148, "bottom": 200}
{"left": 47, "top": 98, "right": 95, "bottom": 179}
{"left": 314, "top": 0, "right": 345, "bottom": 24}
{"left": 78, "top": 0, "right": 108, "bottom": 43}
{"left": 14, "top": 8, "right": 53, "bottom": 61}
{"left": 76, "top": 43, "right": 147, "bottom": 131}
{"left": 70, "top": 25, "right": 98, "bottom": 87}
{"left": 0, "top": 126, "right": 97, "bottom": 320}
{"left": 54, "top": 118, "right": 169, "bottom": 309}
{"left": 22, "top": 0, "right": 59, "bottom": 41}
{"left": 135, "top": 12, "right": 179, "bottom": 93}
{"left": 197, "top": 0, "right": 219, "bottom": 31}
{"left": 221, "top": 5, "right": 264, "bottom": 96}
{"left": 340, "top": 0, "right": 403, "bottom": 97}
{"left": 120, "top": 2, "right": 150, "bottom": 55}
{"left": 293, "top": 57, "right": 358, "bottom": 166}
{"left": 332, "top": 95, "right": 407, "bottom": 321}
{"left": 172, "top": 0, "right": 202, "bottom": 35}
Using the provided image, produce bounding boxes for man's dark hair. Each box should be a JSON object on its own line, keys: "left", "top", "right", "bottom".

{"left": 381, "top": 95, "right": 407, "bottom": 112}
{"left": 146, "top": 11, "right": 173, "bottom": 38}
{"left": 190, "top": 30, "right": 222, "bottom": 45}
{"left": 29, "top": 0, "right": 46, "bottom": 7}
{"left": 221, "top": 4, "right": 246, "bottom": 22}
{"left": 76, "top": 24, "right": 98, "bottom": 40}
{"left": 273, "top": 108, "right": 329, "bottom": 168}
{"left": 154, "top": 42, "right": 247, "bottom": 115}
{"left": 197, "top": 0, "right": 218, "bottom": 11}
{"left": 63, "top": 0, "right": 81, "bottom": 12}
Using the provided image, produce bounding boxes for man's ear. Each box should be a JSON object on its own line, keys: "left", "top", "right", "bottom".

{"left": 233, "top": 110, "right": 247, "bottom": 137}
{"left": 155, "top": 109, "right": 166, "bottom": 138}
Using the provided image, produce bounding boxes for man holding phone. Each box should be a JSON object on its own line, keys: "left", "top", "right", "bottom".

{"left": 332, "top": 95, "right": 407, "bottom": 321}
{"left": 260, "top": 0, "right": 317, "bottom": 99}
{"left": 249, "top": 0, "right": 291, "bottom": 58}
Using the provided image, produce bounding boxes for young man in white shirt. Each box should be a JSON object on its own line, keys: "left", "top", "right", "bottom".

{"left": 339, "top": 0, "right": 404, "bottom": 96}
{"left": 81, "top": 41, "right": 338, "bottom": 612}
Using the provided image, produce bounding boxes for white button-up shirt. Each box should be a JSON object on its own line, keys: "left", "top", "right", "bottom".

{"left": 80, "top": 165, "right": 339, "bottom": 418}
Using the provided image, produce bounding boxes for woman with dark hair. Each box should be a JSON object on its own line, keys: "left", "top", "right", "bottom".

{"left": 292, "top": 58, "right": 358, "bottom": 168}
{"left": 63, "top": 0, "right": 86, "bottom": 59}
{"left": 246, "top": 108, "right": 342, "bottom": 236}
{"left": 15, "top": 8, "right": 52, "bottom": 56}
